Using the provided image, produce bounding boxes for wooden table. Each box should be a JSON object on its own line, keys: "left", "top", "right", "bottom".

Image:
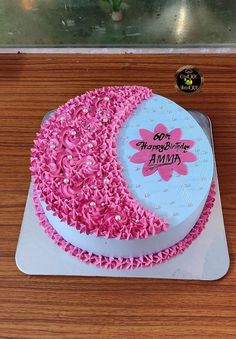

{"left": 0, "top": 54, "right": 236, "bottom": 338}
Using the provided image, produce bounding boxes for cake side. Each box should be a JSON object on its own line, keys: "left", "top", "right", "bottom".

{"left": 40, "top": 190, "right": 208, "bottom": 258}
{"left": 32, "top": 182, "right": 216, "bottom": 269}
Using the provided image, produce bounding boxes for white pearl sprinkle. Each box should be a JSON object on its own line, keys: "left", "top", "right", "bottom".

{"left": 115, "top": 215, "right": 121, "bottom": 221}
{"left": 63, "top": 178, "right": 70, "bottom": 184}
{"left": 67, "top": 155, "right": 72, "bottom": 160}
{"left": 60, "top": 116, "right": 65, "bottom": 121}
{"left": 90, "top": 201, "right": 96, "bottom": 207}
{"left": 103, "top": 177, "right": 110, "bottom": 184}
{"left": 135, "top": 219, "right": 139, "bottom": 223}
{"left": 101, "top": 203, "right": 105, "bottom": 206}
{"left": 70, "top": 130, "right": 76, "bottom": 136}
{"left": 86, "top": 161, "right": 92, "bottom": 166}
{"left": 83, "top": 108, "right": 88, "bottom": 113}
{"left": 87, "top": 143, "right": 93, "bottom": 148}
{"left": 104, "top": 96, "right": 110, "bottom": 101}
{"left": 50, "top": 143, "right": 56, "bottom": 149}
{"left": 102, "top": 117, "right": 108, "bottom": 123}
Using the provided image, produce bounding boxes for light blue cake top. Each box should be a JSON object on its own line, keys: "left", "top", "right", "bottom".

{"left": 117, "top": 94, "right": 214, "bottom": 228}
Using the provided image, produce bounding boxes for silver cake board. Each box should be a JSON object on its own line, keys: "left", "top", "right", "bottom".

{"left": 15, "top": 111, "right": 230, "bottom": 280}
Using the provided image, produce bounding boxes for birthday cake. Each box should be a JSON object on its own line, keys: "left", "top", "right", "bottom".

{"left": 31, "top": 86, "right": 215, "bottom": 270}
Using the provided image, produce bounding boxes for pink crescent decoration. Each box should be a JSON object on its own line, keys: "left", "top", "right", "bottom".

{"left": 31, "top": 86, "right": 169, "bottom": 240}
{"left": 130, "top": 124, "right": 197, "bottom": 181}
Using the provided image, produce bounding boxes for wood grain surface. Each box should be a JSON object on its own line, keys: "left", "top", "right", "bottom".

{"left": 0, "top": 54, "right": 236, "bottom": 339}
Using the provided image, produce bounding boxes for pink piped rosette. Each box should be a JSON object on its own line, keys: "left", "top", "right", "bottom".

{"left": 31, "top": 86, "right": 216, "bottom": 269}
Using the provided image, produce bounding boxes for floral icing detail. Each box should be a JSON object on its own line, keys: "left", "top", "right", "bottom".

{"left": 33, "top": 182, "right": 216, "bottom": 270}
{"left": 30, "top": 86, "right": 168, "bottom": 239}
{"left": 130, "top": 124, "right": 197, "bottom": 181}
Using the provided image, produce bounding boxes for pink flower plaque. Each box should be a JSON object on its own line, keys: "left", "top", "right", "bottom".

{"left": 129, "top": 123, "right": 197, "bottom": 181}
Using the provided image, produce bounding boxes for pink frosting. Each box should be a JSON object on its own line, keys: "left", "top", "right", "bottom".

{"left": 31, "top": 86, "right": 168, "bottom": 240}
{"left": 32, "top": 182, "right": 216, "bottom": 270}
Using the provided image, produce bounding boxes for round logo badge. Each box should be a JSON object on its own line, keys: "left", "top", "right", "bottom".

{"left": 175, "top": 65, "right": 203, "bottom": 94}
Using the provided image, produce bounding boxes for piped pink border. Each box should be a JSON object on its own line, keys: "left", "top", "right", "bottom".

{"left": 32, "top": 182, "right": 216, "bottom": 270}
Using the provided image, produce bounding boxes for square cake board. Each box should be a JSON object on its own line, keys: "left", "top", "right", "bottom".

{"left": 15, "top": 111, "right": 230, "bottom": 280}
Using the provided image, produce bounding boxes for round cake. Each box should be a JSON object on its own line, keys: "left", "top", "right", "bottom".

{"left": 31, "top": 86, "right": 216, "bottom": 269}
